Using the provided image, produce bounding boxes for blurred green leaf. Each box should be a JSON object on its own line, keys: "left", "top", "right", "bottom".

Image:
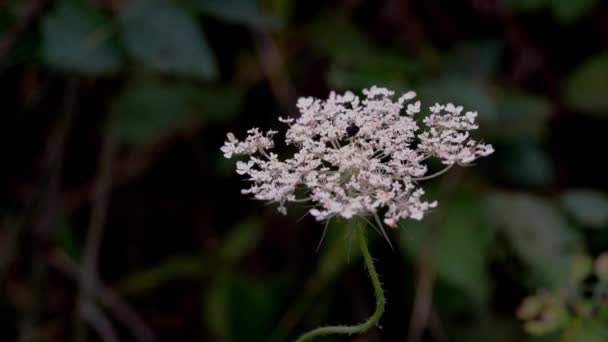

{"left": 268, "top": 220, "right": 359, "bottom": 342}
{"left": 510, "top": 0, "right": 597, "bottom": 24}
{"left": 220, "top": 219, "right": 262, "bottom": 265}
{"left": 1, "top": 31, "right": 39, "bottom": 70}
{"left": 551, "top": 0, "right": 598, "bottom": 24}
{"left": 114, "top": 82, "right": 240, "bottom": 145}
{"left": 399, "top": 192, "right": 490, "bottom": 302}
{"left": 1, "top": 9, "right": 40, "bottom": 69}
{"left": 495, "top": 142, "right": 554, "bottom": 188}
{"left": 419, "top": 76, "right": 496, "bottom": 121}
{"left": 264, "top": 0, "right": 293, "bottom": 23}
{"left": 421, "top": 77, "right": 552, "bottom": 143}
{"left": 568, "top": 253, "right": 593, "bottom": 284}
{"left": 118, "top": 256, "right": 207, "bottom": 294}
{"left": 190, "top": 0, "right": 277, "bottom": 28}
{"left": 204, "top": 280, "right": 230, "bottom": 340}
{"left": 447, "top": 40, "right": 503, "bottom": 78}
{"left": 114, "top": 82, "right": 200, "bottom": 145}
{"left": 189, "top": 85, "right": 243, "bottom": 123}
{"left": 0, "top": 13, "right": 11, "bottom": 36}
{"left": 564, "top": 53, "right": 608, "bottom": 116}
{"left": 307, "top": 15, "right": 418, "bottom": 91}
{"left": 492, "top": 91, "right": 551, "bottom": 142}
{"left": 306, "top": 15, "right": 370, "bottom": 62}
{"left": 563, "top": 319, "right": 608, "bottom": 342}
{"left": 224, "top": 274, "right": 290, "bottom": 342}
{"left": 119, "top": 0, "right": 217, "bottom": 79}
{"left": 449, "top": 314, "right": 536, "bottom": 342}
{"left": 42, "top": 0, "right": 122, "bottom": 73}
{"left": 53, "top": 217, "right": 80, "bottom": 260}
{"left": 560, "top": 190, "right": 608, "bottom": 228}
{"left": 485, "top": 192, "right": 581, "bottom": 288}
{"left": 327, "top": 55, "right": 414, "bottom": 91}
{"left": 314, "top": 222, "right": 360, "bottom": 288}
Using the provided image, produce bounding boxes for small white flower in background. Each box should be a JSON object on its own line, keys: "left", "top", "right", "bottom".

{"left": 221, "top": 86, "right": 493, "bottom": 228}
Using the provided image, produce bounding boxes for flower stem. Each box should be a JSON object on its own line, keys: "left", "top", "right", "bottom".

{"left": 413, "top": 163, "right": 453, "bottom": 181}
{"left": 295, "top": 225, "right": 385, "bottom": 342}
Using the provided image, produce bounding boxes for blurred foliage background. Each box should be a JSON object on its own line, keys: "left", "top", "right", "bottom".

{"left": 1, "top": 0, "right": 608, "bottom": 341}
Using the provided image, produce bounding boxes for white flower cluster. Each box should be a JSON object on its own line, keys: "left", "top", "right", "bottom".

{"left": 221, "top": 86, "right": 493, "bottom": 227}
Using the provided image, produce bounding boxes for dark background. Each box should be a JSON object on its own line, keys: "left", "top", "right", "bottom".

{"left": 1, "top": 0, "right": 608, "bottom": 341}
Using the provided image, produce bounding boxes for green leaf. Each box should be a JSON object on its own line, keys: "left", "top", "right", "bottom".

{"left": 314, "top": 221, "right": 360, "bottom": 287}
{"left": 510, "top": 0, "right": 598, "bottom": 23}
{"left": 42, "top": 0, "right": 122, "bottom": 73}
{"left": 53, "top": 217, "right": 80, "bottom": 260}
{"left": 485, "top": 192, "right": 581, "bottom": 288}
{"left": 495, "top": 142, "right": 554, "bottom": 188}
{"left": 447, "top": 314, "right": 536, "bottom": 342}
{"left": 191, "top": 0, "right": 277, "bottom": 28}
{"left": 305, "top": 15, "right": 370, "bottom": 62}
{"left": 117, "top": 256, "right": 207, "bottom": 295}
{"left": 220, "top": 219, "right": 262, "bottom": 265}
{"left": 446, "top": 40, "right": 503, "bottom": 79}
{"left": 568, "top": 253, "right": 593, "bottom": 284}
{"left": 563, "top": 319, "right": 608, "bottom": 342}
{"left": 0, "top": 12, "right": 11, "bottom": 35}
{"left": 564, "top": 53, "right": 608, "bottom": 116}
{"left": 204, "top": 280, "right": 230, "bottom": 340}
{"left": 326, "top": 52, "right": 417, "bottom": 91}
{"left": 224, "top": 274, "right": 290, "bottom": 342}
{"left": 306, "top": 15, "right": 418, "bottom": 91}
{"left": 114, "top": 82, "right": 199, "bottom": 145}
{"left": 551, "top": 0, "right": 598, "bottom": 24}
{"left": 399, "top": 192, "right": 490, "bottom": 302}
{"left": 119, "top": 0, "right": 217, "bottom": 79}
{"left": 421, "top": 77, "right": 552, "bottom": 143}
{"left": 188, "top": 85, "right": 243, "bottom": 123}
{"left": 114, "top": 82, "right": 240, "bottom": 145}
{"left": 1, "top": 8, "right": 40, "bottom": 69}
{"left": 492, "top": 91, "right": 551, "bottom": 142}
{"left": 419, "top": 76, "right": 497, "bottom": 122}
{"left": 560, "top": 190, "right": 608, "bottom": 228}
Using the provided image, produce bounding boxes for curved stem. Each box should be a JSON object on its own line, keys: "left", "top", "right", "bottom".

{"left": 295, "top": 226, "right": 385, "bottom": 342}
{"left": 258, "top": 148, "right": 272, "bottom": 159}
{"left": 413, "top": 164, "right": 453, "bottom": 181}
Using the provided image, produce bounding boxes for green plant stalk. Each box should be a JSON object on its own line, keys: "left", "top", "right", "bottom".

{"left": 295, "top": 225, "right": 385, "bottom": 342}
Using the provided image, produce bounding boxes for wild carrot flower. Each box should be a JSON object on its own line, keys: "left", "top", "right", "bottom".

{"left": 222, "top": 86, "right": 493, "bottom": 342}
{"left": 221, "top": 86, "right": 493, "bottom": 227}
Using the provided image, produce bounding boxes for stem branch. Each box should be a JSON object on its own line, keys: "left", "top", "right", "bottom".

{"left": 295, "top": 225, "right": 385, "bottom": 342}
{"left": 74, "top": 114, "right": 119, "bottom": 342}
{"left": 413, "top": 164, "right": 454, "bottom": 181}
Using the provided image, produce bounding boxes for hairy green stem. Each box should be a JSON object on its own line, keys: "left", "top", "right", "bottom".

{"left": 295, "top": 226, "right": 385, "bottom": 342}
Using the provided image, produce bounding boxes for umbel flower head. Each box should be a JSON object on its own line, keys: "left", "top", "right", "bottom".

{"left": 222, "top": 86, "right": 493, "bottom": 228}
